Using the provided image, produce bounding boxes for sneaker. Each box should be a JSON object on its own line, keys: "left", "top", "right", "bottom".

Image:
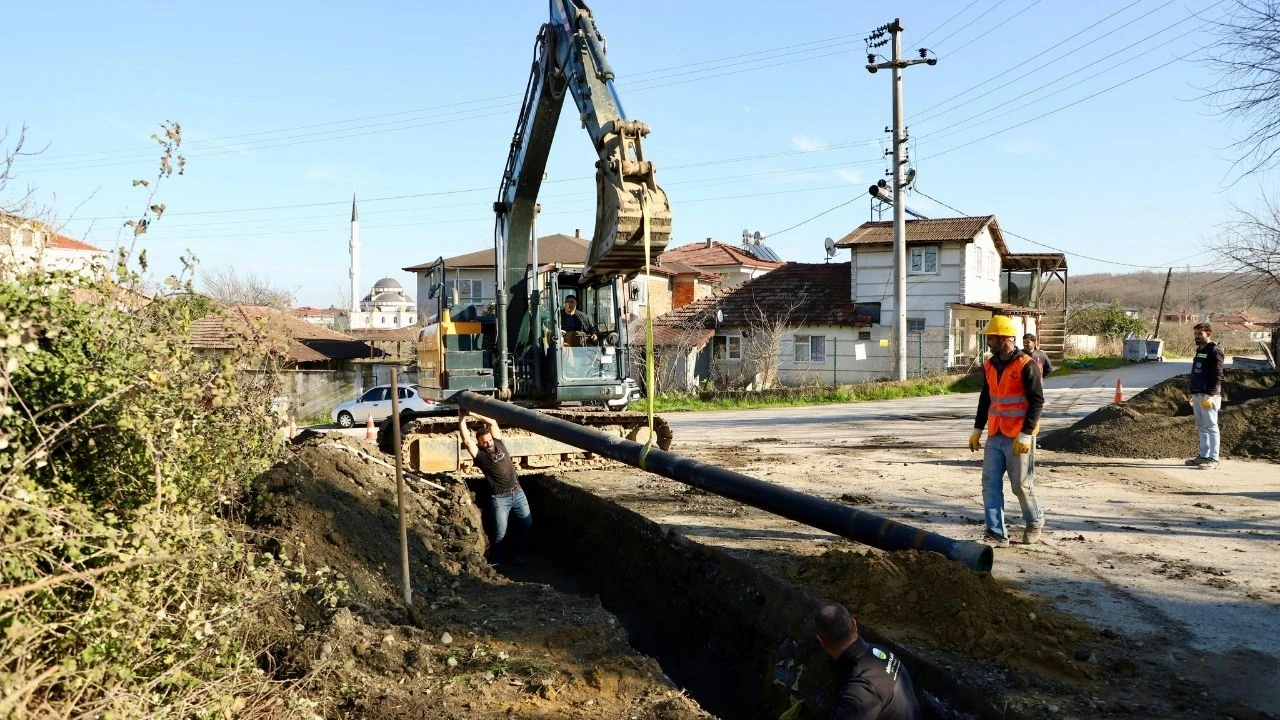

{"left": 982, "top": 532, "right": 1011, "bottom": 548}
{"left": 1199, "top": 459, "right": 1220, "bottom": 470}
{"left": 1023, "top": 521, "right": 1044, "bottom": 544}
{"left": 1184, "top": 456, "right": 1208, "bottom": 466}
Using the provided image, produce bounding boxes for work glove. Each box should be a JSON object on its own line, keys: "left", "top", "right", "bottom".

{"left": 1014, "top": 433, "right": 1033, "bottom": 454}
{"left": 968, "top": 430, "right": 983, "bottom": 452}
{"left": 1200, "top": 397, "right": 1213, "bottom": 410}
{"left": 778, "top": 697, "right": 804, "bottom": 720}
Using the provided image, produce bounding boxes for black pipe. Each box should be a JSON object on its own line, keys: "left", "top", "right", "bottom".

{"left": 452, "top": 391, "right": 993, "bottom": 573}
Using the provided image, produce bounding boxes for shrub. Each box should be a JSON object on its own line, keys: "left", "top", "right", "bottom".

{"left": 0, "top": 265, "right": 322, "bottom": 715}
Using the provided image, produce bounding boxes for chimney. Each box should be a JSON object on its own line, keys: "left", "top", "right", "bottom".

{"left": 705, "top": 237, "right": 713, "bottom": 248}
{"left": 575, "top": 228, "right": 580, "bottom": 238}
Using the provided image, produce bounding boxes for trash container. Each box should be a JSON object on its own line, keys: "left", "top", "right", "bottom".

{"left": 1123, "top": 337, "right": 1144, "bottom": 362}
{"left": 1144, "top": 338, "right": 1164, "bottom": 362}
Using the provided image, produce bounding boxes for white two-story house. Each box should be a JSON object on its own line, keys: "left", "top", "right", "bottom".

{"left": 835, "top": 215, "right": 1053, "bottom": 376}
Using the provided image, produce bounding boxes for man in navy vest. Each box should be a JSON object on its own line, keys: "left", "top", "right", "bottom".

{"left": 1186, "top": 322, "right": 1225, "bottom": 469}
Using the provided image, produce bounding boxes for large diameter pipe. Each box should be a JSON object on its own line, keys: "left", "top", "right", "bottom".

{"left": 453, "top": 391, "right": 993, "bottom": 573}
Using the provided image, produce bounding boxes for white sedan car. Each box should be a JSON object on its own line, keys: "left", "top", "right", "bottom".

{"left": 332, "top": 384, "right": 437, "bottom": 428}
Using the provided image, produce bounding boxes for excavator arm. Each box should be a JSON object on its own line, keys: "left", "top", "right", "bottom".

{"left": 494, "top": 0, "right": 671, "bottom": 353}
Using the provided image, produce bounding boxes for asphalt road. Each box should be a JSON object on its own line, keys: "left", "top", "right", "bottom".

{"left": 661, "top": 360, "right": 1192, "bottom": 450}
{"left": 315, "top": 360, "right": 1193, "bottom": 446}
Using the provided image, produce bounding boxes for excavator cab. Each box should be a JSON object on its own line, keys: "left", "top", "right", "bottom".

{"left": 526, "top": 268, "right": 628, "bottom": 406}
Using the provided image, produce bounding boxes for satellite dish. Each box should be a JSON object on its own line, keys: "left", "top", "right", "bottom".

{"left": 824, "top": 237, "right": 837, "bottom": 258}
{"left": 716, "top": 309, "right": 724, "bottom": 325}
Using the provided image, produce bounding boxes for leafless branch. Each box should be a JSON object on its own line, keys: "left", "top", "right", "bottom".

{"left": 1204, "top": 0, "right": 1280, "bottom": 178}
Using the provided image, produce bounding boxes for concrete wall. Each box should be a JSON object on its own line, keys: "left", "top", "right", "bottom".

{"left": 1066, "top": 334, "right": 1099, "bottom": 354}
{"left": 271, "top": 365, "right": 419, "bottom": 422}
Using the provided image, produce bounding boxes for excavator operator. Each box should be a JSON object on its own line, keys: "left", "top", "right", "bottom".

{"left": 560, "top": 294, "right": 596, "bottom": 346}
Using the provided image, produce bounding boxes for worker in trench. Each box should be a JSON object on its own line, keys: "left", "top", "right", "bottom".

{"left": 789, "top": 602, "right": 923, "bottom": 719}
{"left": 968, "top": 315, "right": 1045, "bottom": 548}
{"left": 458, "top": 411, "right": 532, "bottom": 565}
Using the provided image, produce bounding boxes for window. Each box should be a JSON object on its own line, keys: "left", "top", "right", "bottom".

{"left": 976, "top": 318, "right": 989, "bottom": 351}
{"left": 858, "top": 331, "right": 872, "bottom": 341}
{"left": 794, "top": 335, "right": 826, "bottom": 363}
{"left": 907, "top": 318, "right": 925, "bottom": 333}
{"left": 445, "top": 279, "right": 485, "bottom": 303}
{"left": 360, "top": 388, "right": 389, "bottom": 403}
{"left": 909, "top": 245, "right": 938, "bottom": 274}
{"left": 397, "top": 387, "right": 414, "bottom": 399}
{"left": 713, "top": 334, "right": 742, "bottom": 360}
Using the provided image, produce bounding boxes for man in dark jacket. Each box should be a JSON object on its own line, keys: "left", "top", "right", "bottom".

{"left": 1186, "top": 322, "right": 1225, "bottom": 469}
{"left": 814, "top": 603, "right": 922, "bottom": 720}
{"left": 1022, "top": 333, "right": 1054, "bottom": 376}
{"left": 559, "top": 294, "right": 595, "bottom": 339}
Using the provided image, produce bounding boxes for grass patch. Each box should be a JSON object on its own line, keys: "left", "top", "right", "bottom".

{"left": 1057, "top": 355, "right": 1128, "bottom": 374}
{"left": 636, "top": 375, "right": 981, "bottom": 412}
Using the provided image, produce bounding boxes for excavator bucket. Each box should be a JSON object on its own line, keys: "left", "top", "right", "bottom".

{"left": 585, "top": 119, "right": 671, "bottom": 278}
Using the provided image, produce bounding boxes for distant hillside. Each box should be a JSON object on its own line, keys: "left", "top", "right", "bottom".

{"left": 1040, "top": 271, "right": 1280, "bottom": 320}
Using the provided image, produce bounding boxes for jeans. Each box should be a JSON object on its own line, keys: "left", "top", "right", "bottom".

{"left": 982, "top": 433, "right": 1043, "bottom": 541}
{"left": 1192, "top": 393, "right": 1221, "bottom": 461}
{"left": 489, "top": 488, "right": 532, "bottom": 555}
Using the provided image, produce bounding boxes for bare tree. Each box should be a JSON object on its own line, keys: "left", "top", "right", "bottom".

{"left": 200, "top": 264, "right": 294, "bottom": 309}
{"left": 639, "top": 305, "right": 716, "bottom": 393}
{"left": 1209, "top": 196, "right": 1280, "bottom": 302}
{"left": 1205, "top": 0, "right": 1280, "bottom": 177}
{"left": 1, "top": 125, "right": 35, "bottom": 216}
{"left": 714, "top": 289, "right": 808, "bottom": 391}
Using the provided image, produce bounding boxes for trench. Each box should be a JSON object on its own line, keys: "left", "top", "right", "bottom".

{"left": 501, "top": 472, "right": 1003, "bottom": 720}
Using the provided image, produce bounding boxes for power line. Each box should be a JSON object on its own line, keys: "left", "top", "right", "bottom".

{"left": 144, "top": 183, "right": 862, "bottom": 242}
{"left": 942, "top": 0, "right": 1048, "bottom": 58}
{"left": 930, "top": 0, "right": 1010, "bottom": 48}
{"left": 925, "top": 42, "right": 1209, "bottom": 160}
{"left": 24, "top": 39, "right": 863, "bottom": 172}
{"left": 914, "top": 11, "right": 1217, "bottom": 144}
{"left": 912, "top": 188, "right": 1209, "bottom": 269}
{"left": 913, "top": 0, "right": 986, "bottom": 46}
{"left": 914, "top": 0, "right": 1190, "bottom": 124}
{"left": 765, "top": 196, "right": 862, "bottom": 238}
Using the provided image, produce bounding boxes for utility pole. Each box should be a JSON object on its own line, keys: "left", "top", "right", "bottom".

{"left": 866, "top": 20, "right": 935, "bottom": 380}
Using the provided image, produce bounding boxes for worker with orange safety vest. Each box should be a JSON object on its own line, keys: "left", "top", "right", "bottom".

{"left": 968, "top": 315, "right": 1045, "bottom": 548}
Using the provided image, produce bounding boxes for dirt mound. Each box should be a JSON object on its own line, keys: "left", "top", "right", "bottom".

{"left": 248, "top": 433, "right": 709, "bottom": 719}
{"left": 790, "top": 549, "right": 1098, "bottom": 682}
{"left": 251, "top": 432, "right": 493, "bottom": 602}
{"left": 1040, "top": 371, "right": 1280, "bottom": 460}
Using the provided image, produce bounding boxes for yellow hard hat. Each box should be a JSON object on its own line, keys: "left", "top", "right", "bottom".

{"left": 987, "top": 315, "right": 1019, "bottom": 337}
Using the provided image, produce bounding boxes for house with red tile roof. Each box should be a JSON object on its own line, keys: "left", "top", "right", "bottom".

{"left": 836, "top": 215, "right": 1066, "bottom": 372}
{"left": 1, "top": 213, "right": 109, "bottom": 277}
{"left": 656, "top": 238, "right": 782, "bottom": 289}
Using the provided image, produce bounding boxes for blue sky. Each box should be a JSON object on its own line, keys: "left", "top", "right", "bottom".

{"left": 6, "top": 0, "right": 1262, "bottom": 307}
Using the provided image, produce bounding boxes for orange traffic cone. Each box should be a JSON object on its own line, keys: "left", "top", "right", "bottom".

{"left": 365, "top": 413, "right": 376, "bottom": 443}
{"left": 1114, "top": 379, "right": 1124, "bottom": 404}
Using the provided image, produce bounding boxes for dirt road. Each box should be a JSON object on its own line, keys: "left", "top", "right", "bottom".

{"left": 554, "top": 359, "right": 1279, "bottom": 717}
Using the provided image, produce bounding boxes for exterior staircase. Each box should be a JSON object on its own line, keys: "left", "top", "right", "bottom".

{"left": 1037, "top": 310, "right": 1066, "bottom": 363}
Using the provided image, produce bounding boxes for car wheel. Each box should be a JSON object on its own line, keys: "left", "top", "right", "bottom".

{"left": 337, "top": 411, "right": 354, "bottom": 428}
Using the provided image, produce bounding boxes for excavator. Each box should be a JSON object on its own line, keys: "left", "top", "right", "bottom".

{"left": 379, "top": 0, "right": 674, "bottom": 472}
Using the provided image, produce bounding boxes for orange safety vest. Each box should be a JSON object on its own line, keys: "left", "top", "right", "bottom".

{"left": 984, "top": 353, "right": 1031, "bottom": 438}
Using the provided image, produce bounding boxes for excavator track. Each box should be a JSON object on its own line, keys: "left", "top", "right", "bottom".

{"left": 377, "top": 408, "right": 673, "bottom": 475}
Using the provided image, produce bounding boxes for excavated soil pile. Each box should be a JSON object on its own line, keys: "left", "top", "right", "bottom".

{"left": 1040, "top": 371, "right": 1280, "bottom": 460}
{"left": 791, "top": 549, "right": 1099, "bottom": 682}
{"left": 247, "top": 433, "right": 709, "bottom": 719}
